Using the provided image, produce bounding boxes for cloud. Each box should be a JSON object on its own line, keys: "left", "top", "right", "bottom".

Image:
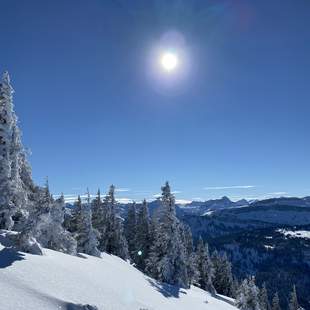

{"left": 172, "top": 190, "right": 182, "bottom": 194}
{"left": 115, "top": 188, "right": 131, "bottom": 192}
{"left": 204, "top": 185, "right": 255, "bottom": 190}
{"left": 266, "top": 192, "right": 288, "bottom": 196}
{"left": 176, "top": 199, "right": 192, "bottom": 205}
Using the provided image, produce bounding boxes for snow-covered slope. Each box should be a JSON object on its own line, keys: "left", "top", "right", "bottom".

{"left": 0, "top": 231, "right": 236, "bottom": 310}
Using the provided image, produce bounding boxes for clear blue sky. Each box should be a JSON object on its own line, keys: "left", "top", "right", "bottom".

{"left": 1, "top": 0, "right": 309, "bottom": 202}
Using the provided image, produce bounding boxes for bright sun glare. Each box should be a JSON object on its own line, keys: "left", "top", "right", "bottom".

{"left": 160, "top": 52, "right": 178, "bottom": 72}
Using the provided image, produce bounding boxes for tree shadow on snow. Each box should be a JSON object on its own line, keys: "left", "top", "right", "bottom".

{"left": 0, "top": 247, "right": 25, "bottom": 268}
{"left": 66, "top": 302, "right": 98, "bottom": 310}
{"left": 213, "top": 294, "right": 235, "bottom": 306}
{"left": 147, "top": 278, "right": 187, "bottom": 299}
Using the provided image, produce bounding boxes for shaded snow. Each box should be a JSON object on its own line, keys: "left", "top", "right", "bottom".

{"left": 0, "top": 231, "right": 236, "bottom": 310}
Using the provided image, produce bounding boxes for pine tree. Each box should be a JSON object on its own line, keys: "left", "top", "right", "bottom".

{"left": 259, "top": 283, "right": 270, "bottom": 310}
{"left": 124, "top": 202, "right": 137, "bottom": 260}
{"left": 74, "top": 191, "right": 101, "bottom": 257}
{"left": 236, "top": 277, "right": 261, "bottom": 310}
{"left": 271, "top": 293, "right": 281, "bottom": 310}
{"left": 195, "top": 237, "right": 215, "bottom": 294}
{"left": 288, "top": 285, "right": 299, "bottom": 310}
{"left": 212, "top": 250, "right": 234, "bottom": 297}
{"left": 135, "top": 199, "right": 151, "bottom": 271}
{"left": 146, "top": 182, "right": 189, "bottom": 288}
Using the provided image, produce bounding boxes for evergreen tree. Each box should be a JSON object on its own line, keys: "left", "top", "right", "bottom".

{"left": 259, "top": 283, "right": 270, "bottom": 310}
{"left": 124, "top": 202, "right": 137, "bottom": 259}
{"left": 42, "top": 193, "right": 77, "bottom": 255}
{"left": 236, "top": 277, "right": 261, "bottom": 310}
{"left": 103, "top": 185, "right": 128, "bottom": 259}
{"left": 271, "top": 293, "right": 281, "bottom": 310}
{"left": 180, "top": 223, "right": 198, "bottom": 285}
{"left": 74, "top": 191, "right": 101, "bottom": 257}
{"left": 212, "top": 250, "right": 234, "bottom": 297}
{"left": 288, "top": 285, "right": 299, "bottom": 310}
{"left": 195, "top": 237, "right": 215, "bottom": 294}
{"left": 18, "top": 183, "right": 52, "bottom": 255}
{"left": 91, "top": 189, "right": 108, "bottom": 251}
{"left": 0, "top": 71, "right": 30, "bottom": 230}
{"left": 146, "top": 182, "right": 189, "bottom": 288}
{"left": 135, "top": 199, "right": 151, "bottom": 271}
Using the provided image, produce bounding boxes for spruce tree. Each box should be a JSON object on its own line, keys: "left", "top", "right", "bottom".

{"left": 103, "top": 185, "right": 128, "bottom": 259}
{"left": 259, "top": 283, "right": 270, "bottom": 310}
{"left": 236, "top": 277, "right": 261, "bottom": 310}
{"left": 288, "top": 285, "right": 299, "bottom": 310}
{"left": 271, "top": 293, "right": 281, "bottom": 310}
{"left": 195, "top": 237, "right": 215, "bottom": 294}
{"left": 0, "top": 71, "right": 29, "bottom": 230}
{"left": 212, "top": 250, "right": 234, "bottom": 297}
{"left": 91, "top": 189, "right": 108, "bottom": 251}
{"left": 74, "top": 191, "right": 101, "bottom": 257}
{"left": 146, "top": 182, "right": 189, "bottom": 288}
{"left": 135, "top": 199, "right": 151, "bottom": 271}
{"left": 124, "top": 202, "right": 137, "bottom": 260}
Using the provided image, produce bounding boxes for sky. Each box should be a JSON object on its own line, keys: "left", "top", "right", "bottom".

{"left": 1, "top": 0, "right": 309, "bottom": 203}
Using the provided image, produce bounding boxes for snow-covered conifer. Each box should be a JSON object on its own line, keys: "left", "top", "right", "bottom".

{"left": 212, "top": 250, "right": 234, "bottom": 297}
{"left": 259, "top": 283, "right": 270, "bottom": 310}
{"left": 103, "top": 185, "right": 128, "bottom": 259}
{"left": 236, "top": 277, "right": 261, "bottom": 310}
{"left": 146, "top": 182, "right": 189, "bottom": 288}
{"left": 134, "top": 199, "right": 151, "bottom": 271}
{"left": 73, "top": 191, "right": 101, "bottom": 257}
{"left": 271, "top": 293, "right": 281, "bottom": 310}
{"left": 288, "top": 285, "right": 299, "bottom": 310}
{"left": 91, "top": 189, "right": 108, "bottom": 251}
{"left": 195, "top": 237, "right": 215, "bottom": 294}
{"left": 124, "top": 202, "right": 137, "bottom": 260}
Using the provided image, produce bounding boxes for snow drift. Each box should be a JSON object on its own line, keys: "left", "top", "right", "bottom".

{"left": 0, "top": 230, "right": 236, "bottom": 310}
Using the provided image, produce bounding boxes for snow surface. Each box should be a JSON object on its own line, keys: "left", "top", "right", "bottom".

{"left": 278, "top": 229, "right": 310, "bottom": 240}
{"left": 0, "top": 231, "right": 236, "bottom": 310}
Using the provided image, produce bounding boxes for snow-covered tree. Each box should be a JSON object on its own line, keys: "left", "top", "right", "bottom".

{"left": 102, "top": 185, "right": 128, "bottom": 259}
{"left": 195, "top": 237, "right": 215, "bottom": 294}
{"left": 42, "top": 193, "right": 77, "bottom": 255}
{"left": 0, "top": 71, "right": 29, "bottom": 230}
{"left": 17, "top": 183, "right": 52, "bottom": 255}
{"left": 259, "top": 283, "right": 270, "bottom": 310}
{"left": 236, "top": 277, "right": 261, "bottom": 310}
{"left": 212, "top": 250, "right": 234, "bottom": 297}
{"left": 134, "top": 199, "right": 151, "bottom": 271}
{"left": 146, "top": 182, "right": 189, "bottom": 288}
{"left": 271, "top": 293, "right": 281, "bottom": 310}
{"left": 288, "top": 285, "right": 300, "bottom": 310}
{"left": 124, "top": 202, "right": 137, "bottom": 259}
{"left": 74, "top": 192, "right": 101, "bottom": 257}
{"left": 91, "top": 189, "right": 108, "bottom": 251}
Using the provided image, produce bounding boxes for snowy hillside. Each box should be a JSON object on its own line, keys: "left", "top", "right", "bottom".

{"left": 0, "top": 231, "right": 236, "bottom": 310}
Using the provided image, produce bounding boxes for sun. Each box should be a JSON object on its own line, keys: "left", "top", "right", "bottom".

{"left": 160, "top": 52, "right": 178, "bottom": 72}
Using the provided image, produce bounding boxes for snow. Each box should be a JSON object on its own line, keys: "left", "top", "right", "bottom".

{"left": 277, "top": 229, "right": 310, "bottom": 239}
{"left": 0, "top": 231, "right": 236, "bottom": 310}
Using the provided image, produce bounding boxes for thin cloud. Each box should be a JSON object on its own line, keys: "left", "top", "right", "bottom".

{"left": 204, "top": 185, "right": 255, "bottom": 190}
{"left": 115, "top": 188, "right": 131, "bottom": 192}
{"left": 176, "top": 199, "right": 192, "bottom": 205}
{"left": 266, "top": 192, "right": 288, "bottom": 196}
